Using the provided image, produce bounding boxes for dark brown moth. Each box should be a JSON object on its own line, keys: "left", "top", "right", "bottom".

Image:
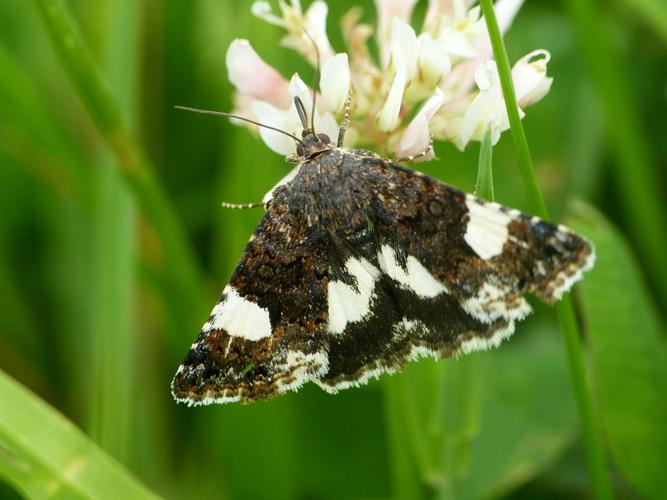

{"left": 170, "top": 95, "right": 594, "bottom": 406}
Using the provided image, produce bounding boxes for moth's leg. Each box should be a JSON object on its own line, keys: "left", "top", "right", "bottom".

{"left": 393, "top": 136, "right": 434, "bottom": 163}
{"left": 337, "top": 89, "right": 354, "bottom": 147}
{"left": 221, "top": 201, "right": 264, "bottom": 209}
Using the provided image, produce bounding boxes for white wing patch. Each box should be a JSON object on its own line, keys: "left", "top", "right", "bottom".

{"left": 202, "top": 286, "right": 272, "bottom": 341}
{"left": 377, "top": 245, "right": 447, "bottom": 297}
{"left": 464, "top": 196, "right": 513, "bottom": 260}
{"left": 327, "top": 257, "right": 380, "bottom": 334}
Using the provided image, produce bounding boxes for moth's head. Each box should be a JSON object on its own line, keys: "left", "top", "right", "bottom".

{"left": 293, "top": 96, "right": 333, "bottom": 159}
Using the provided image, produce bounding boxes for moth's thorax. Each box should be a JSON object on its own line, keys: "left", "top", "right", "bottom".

{"left": 277, "top": 148, "right": 385, "bottom": 237}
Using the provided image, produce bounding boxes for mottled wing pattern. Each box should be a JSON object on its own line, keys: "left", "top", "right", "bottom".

{"left": 172, "top": 148, "right": 594, "bottom": 404}
{"left": 314, "top": 152, "right": 594, "bottom": 392}
{"left": 171, "top": 203, "right": 331, "bottom": 405}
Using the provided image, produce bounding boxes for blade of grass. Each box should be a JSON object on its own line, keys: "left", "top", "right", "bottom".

{"left": 0, "top": 42, "right": 92, "bottom": 204}
{"left": 478, "top": 1, "right": 613, "bottom": 498}
{"left": 0, "top": 369, "right": 157, "bottom": 499}
{"left": 384, "top": 376, "right": 423, "bottom": 500}
{"left": 621, "top": 0, "right": 667, "bottom": 45}
{"left": 31, "top": 0, "right": 207, "bottom": 345}
{"left": 85, "top": 0, "right": 139, "bottom": 464}
{"left": 475, "top": 131, "right": 494, "bottom": 201}
{"left": 563, "top": 0, "right": 667, "bottom": 310}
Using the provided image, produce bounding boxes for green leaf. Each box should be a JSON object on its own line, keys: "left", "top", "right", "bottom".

{"left": 457, "top": 325, "right": 578, "bottom": 499}
{"left": 567, "top": 202, "right": 667, "bottom": 499}
{"left": 0, "top": 370, "right": 157, "bottom": 499}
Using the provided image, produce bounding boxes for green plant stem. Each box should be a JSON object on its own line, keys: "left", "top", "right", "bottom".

{"left": 475, "top": 131, "right": 494, "bottom": 202}
{"left": 479, "top": 1, "right": 613, "bottom": 498}
{"left": 32, "top": 0, "right": 207, "bottom": 341}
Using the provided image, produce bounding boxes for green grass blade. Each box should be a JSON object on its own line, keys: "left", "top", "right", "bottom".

{"left": 622, "top": 0, "right": 667, "bottom": 45}
{"left": 563, "top": 0, "right": 667, "bottom": 309}
{"left": 567, "top": 202, "right": 667, "bottom": 499}
{"left": 479, "top": 1, "right": 613, "bottom": 498}
{"left": 0, "top": 369, "right": 158, "bottom": 499}
{"left": 86, "top": 0, "right": 139, "bottom": 463}
{"left": 31, "top": 0, "right": 207, "bottom": 342}
{"left": 383, "top": 377, "right": 423, "bottom": 500}
{"left": 475, "top": 131, "right": 494, "bottom": 201}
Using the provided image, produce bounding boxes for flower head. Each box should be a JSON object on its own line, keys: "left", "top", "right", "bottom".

{"left": 226, "top": 0, "right": 552, "bottom": 160}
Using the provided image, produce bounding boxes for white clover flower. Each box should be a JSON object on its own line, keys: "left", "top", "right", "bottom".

{"left": 228, "top": 0, "right": 552, "bottom": 159}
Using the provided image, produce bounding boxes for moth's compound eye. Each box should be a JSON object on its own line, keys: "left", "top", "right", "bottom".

{"left": 317, "top": 133, "right": 331, "bottom": 145}
{"left": 296, "top": 143, "right": 306, "bottom": 156}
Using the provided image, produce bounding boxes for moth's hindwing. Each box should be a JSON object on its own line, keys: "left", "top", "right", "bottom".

{"left": 172, "top": 149, "right": 594, "bottom": 405}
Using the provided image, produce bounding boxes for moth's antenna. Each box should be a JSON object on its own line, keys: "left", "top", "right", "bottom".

{"left": 302, "top": 29, "right": 320, "bottom": 133}
{"left": 175, "top": 105, "right": 304, "bottom": 145}
{"left": 294, "top": 97, "right": 309, "bottom": 131}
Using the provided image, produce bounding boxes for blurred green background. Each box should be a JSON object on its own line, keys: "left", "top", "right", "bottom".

{"left": 1, "top": 0, "right": 666, "bottom": 499}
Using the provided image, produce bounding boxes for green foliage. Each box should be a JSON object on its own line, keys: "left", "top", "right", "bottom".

{"left": 0, "top": 0, "right": 666, "bottom": 499}
{"left": 568, "top": 203, "right": 667, "bottom": 499}
{"left": 0, "top": 370, "right": 157, "bottom": 499}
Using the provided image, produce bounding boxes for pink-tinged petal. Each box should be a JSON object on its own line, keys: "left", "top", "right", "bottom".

{"left": 377, "top": 68, "right": 406, "bottom": 132}
{"left": 226, "top": 39, "right": 290, "bottom": 108}
{"left": 304, "top": 1, "right": 334, "bottom": 62}
{"left": 423, "top": 0, "right": 477, "bottom": 36}
{"left": 440, "top": 28, "right": 478, "bottom": 58}
{"left": 251, "top": 1, "right": 286, "bottom": 26}
{"left": 317, "top": 111, "right": 340, "bottom": 144}
{"left": 443, "top": 0, "right": 525, "bottom": 100}
{"left": 495, "top": 0, "right": 525, "bottom": 33}
{"left": 512, "top": 50, "right": 553, "bottom": 107}
{"left": 418, "top": 35, "right": 451, "bottom": 88}
{"left": 459, "top": 61, "right": 501, "bottom": 147}
{"left": 250, "top": 100, "right": 298, "bottom": 155}
{"left": 287, "top": 73, "right": 314, "bottom": 118}
{"left": 280, "top": 1, "right": 334, "bottom": 65}
{"left": 321, "top": 53, "right": 350, "bottom": 113}
{"left": 391, "top": 17, "right": 419, "bottom": 79}
{"left": 396, "top": 89, "right": 445, "bottom": 158}
{"left": 474, "top": 0, "right": 524, "bottom": 57}
{"left": 375, "top": 0, "right": 418, "bottom": 67}
{"left": 459, "top": 60, "right": 529, "bottom": 148}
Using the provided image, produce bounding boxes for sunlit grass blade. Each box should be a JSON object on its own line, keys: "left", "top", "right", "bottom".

{"left": 0, "top": 370, "right": 157, "bottom": 499}
{"left": 621, "top": 0, "right": 667, "bottom": 45}
{"left": 31, "top": 0, "right": 207, "bottom": 344}
{"left": 85, "top": 0, "right": 140, "bottom": 464}
{"left": 478, "top": 1, "right": 613, "bottom": 498}
{"left": 0, "top": 42, "right": 92, "bottom": 204}
{"left": 567, "top": 202, "right": 667, "bottom": 499}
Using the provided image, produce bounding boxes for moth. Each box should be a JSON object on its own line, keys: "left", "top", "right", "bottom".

{"left": 171, "top": 95, "right": 594, "bottom": 406}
